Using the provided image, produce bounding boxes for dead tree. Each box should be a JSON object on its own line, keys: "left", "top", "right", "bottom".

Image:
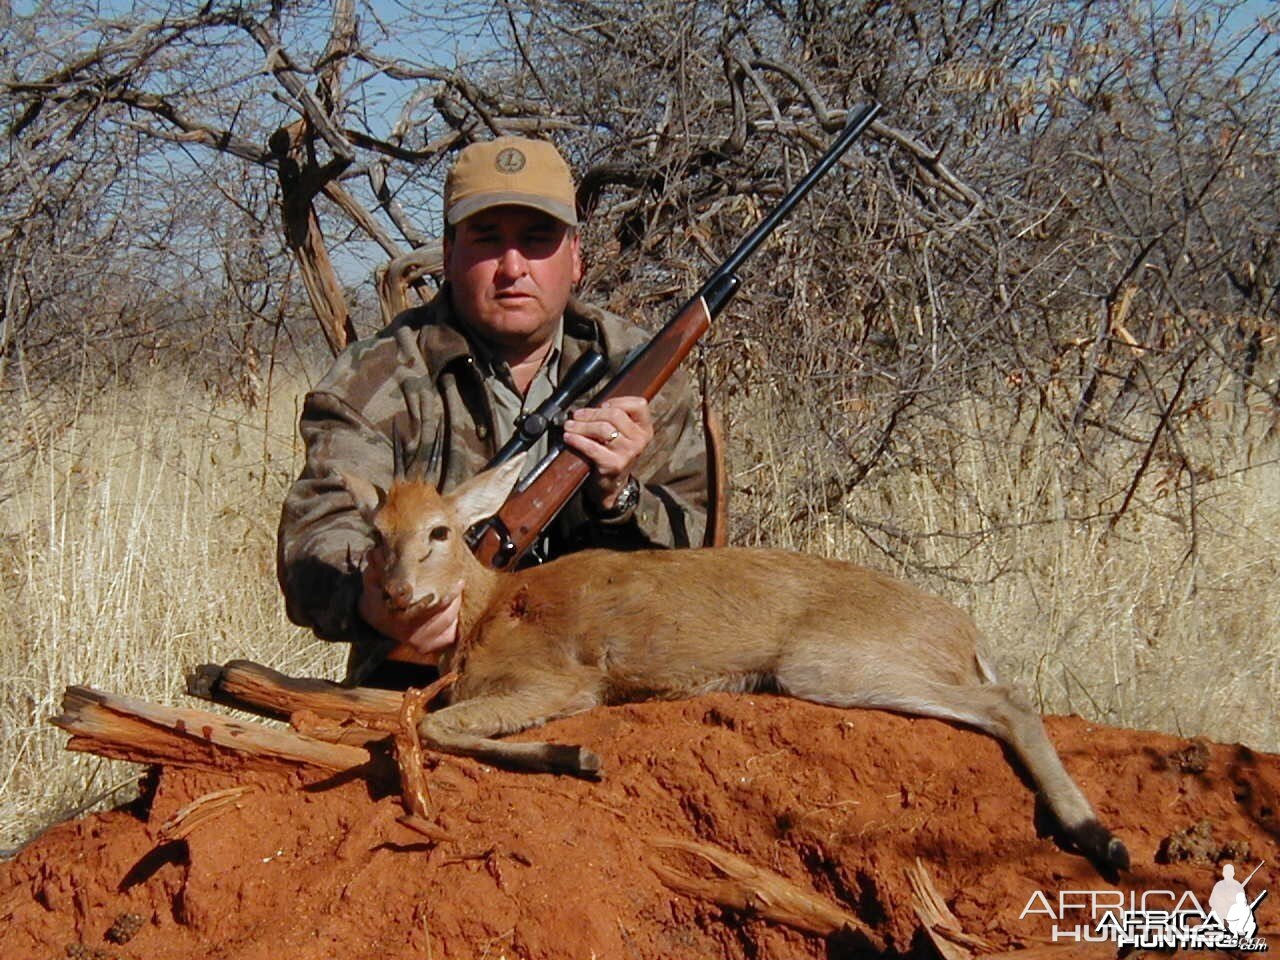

{"left": 2, "top": 0, "right": 1275, "bottom": 560}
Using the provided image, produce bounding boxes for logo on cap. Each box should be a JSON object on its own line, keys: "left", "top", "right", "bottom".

{"left": 494, "top": 147, "right": 526, "bottom": 174}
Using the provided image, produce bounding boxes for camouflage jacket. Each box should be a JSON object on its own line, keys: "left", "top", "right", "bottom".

{"left": 276, "top": 288, "right": 708, "bottom": 675}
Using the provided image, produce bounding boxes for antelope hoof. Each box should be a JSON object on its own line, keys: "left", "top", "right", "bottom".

{"left": 1074, "top": 820, "right": 1130, "bottom": 875}
{"left": 543, "top": 743, "right": 603, "bottom": 779}
{"left": 576, "top": 747, "right": 603, "bottom": 779}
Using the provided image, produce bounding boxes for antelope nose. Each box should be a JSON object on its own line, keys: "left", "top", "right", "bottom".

{"left": 384, "top": 581, "right": 413, "bottom": 611}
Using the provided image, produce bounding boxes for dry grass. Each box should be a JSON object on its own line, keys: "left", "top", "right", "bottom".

{"left": 0, "top": 364, "right": 1276, "bottom": 851}
{"left": 0, "top": 371, "right": 345, "bottom": 849}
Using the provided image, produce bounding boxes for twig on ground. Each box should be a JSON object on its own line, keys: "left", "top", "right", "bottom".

{"left": 648, "top": 834, "right": 886, "bottom": 953}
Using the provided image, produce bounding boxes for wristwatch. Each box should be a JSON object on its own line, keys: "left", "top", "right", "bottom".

{"left": 592, "top": 474, "right": 640, "bottom": 521}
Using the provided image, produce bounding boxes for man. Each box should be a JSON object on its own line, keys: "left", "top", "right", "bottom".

{"left": 277, "top": 136, "right": 709, "bottom": 686}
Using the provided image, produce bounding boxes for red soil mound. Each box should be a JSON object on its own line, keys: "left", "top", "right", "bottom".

{"left": 2, "top": 694, "right": 1277, "bottom": 958}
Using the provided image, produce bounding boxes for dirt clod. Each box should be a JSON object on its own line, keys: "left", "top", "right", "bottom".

{"left": 104, "top": 913, "right": 144, "bottom": 945}
{"left": 1167, "top": 736, "right": 1212, "bottom": 774}
{"left": 1157, "top": 817, "right": 1252, "bottom": 865}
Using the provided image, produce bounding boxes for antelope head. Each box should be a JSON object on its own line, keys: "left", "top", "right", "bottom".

{"left": 339, "top": 441, "right": 525, "bottom": 615}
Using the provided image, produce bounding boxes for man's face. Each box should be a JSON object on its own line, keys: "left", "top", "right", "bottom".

{"left": 444, "top": 206, "right": 581, "bottom": 355}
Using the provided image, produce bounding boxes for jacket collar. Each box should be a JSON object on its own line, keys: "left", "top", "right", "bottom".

{"left": 559, "top": 294, "right": 610, "bottom": 376}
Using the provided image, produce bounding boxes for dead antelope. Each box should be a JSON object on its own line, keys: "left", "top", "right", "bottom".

{"left": 341, "top": 454, "right": 1129, "bottom": 874}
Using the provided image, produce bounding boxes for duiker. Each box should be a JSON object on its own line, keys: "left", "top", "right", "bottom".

{"left": 342, "top": 455, "right": 1128, "bottom": 873}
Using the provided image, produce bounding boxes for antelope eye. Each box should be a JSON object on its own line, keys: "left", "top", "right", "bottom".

{"left": 429, "top": 525, "right": 450, "bottom": 542}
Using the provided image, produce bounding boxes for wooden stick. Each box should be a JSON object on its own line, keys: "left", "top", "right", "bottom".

{"left": 187, "top": 660, "right": 404, "bottom": 726}
{"left": 396, "top": 813, "right": 459, "bottom": 844}
{"left": 288, "top": 709, "right": 394, "bottom": 747}
{"left": 394, "top": 674, "right": 457, "bottom": 820}
{"left": 649, "top": 835, "right": 885, "bottom": 953}
{"left": 159, "top": 786, "right": 257, "bottom": 842}
{"left": 53, "top": 686, "right": 372, "bottom": 773}
{"left": 392, "top": 675, "right": 461, "bottom": 844}
{"left": 907, "top": 858, "right": 995, "bottom": 960}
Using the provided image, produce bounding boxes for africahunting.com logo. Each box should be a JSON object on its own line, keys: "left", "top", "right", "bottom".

{"left": 1021, "top": 860, "right": 1268, "bottom": 951}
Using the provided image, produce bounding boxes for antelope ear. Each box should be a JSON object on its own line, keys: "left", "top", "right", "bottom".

{"left": 449, "top": 453, "right": 527, "bottom": 529}
{"left": 334, "top": 471, "right": 386, "bottom": 525}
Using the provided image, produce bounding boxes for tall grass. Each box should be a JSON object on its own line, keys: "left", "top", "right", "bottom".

{"left": 0, "top": 372, "right": 345, "bottom": 848}
{"left": 0, "top": 364, "right": 1276, "bottom": 849}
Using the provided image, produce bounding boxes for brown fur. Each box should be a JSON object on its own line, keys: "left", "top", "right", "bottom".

{"left": 344, "top": 457, "right": 1129, "bottom": 874}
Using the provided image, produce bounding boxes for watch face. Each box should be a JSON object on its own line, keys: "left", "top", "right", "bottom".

{"left": 617, "top": 475, "right": 640, "bottom": 512}
{"left": 599, "top": 475, "right": 638, "bottom": 518}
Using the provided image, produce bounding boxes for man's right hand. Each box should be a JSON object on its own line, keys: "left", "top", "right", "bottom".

{"left": 358, "top": 566, "right": 463, "bottom": 662}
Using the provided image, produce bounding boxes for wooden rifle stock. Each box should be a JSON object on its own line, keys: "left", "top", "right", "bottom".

{"left": 386, "top": 101, "right": 882, "bottom": 666}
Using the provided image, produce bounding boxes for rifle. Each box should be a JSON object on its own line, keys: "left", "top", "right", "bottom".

{"left": 388, "top": 101, "right": 881, "bottom": 665}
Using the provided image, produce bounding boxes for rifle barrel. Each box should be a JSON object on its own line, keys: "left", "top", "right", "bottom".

{"left": 699, "top": 101, "right": 882, "bottom": 314}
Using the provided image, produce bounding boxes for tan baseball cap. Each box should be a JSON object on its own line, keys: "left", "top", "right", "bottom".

{"left": 444, "top": 136, "right": 578, "bottom": 227}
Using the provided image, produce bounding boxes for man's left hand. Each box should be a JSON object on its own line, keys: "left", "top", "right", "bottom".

{"left": 563, "top": 395, "right": 652, "bottom": 510}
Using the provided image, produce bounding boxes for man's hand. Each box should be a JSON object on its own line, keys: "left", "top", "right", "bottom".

{"left": 562, "top": 395, "right": 653, "bottom": 510}
{"left": 358, "top": 565, "right": 463, "bottom": 662}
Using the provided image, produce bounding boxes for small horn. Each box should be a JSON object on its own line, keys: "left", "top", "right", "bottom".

{"left": 424, "top": 420, "right": 444, "bottom": 485}
{"left": 391, "top": 421, "right": 407, "bottom": 481}
{"left": 399, "top": 419, "right": 440, "bottom": 483}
